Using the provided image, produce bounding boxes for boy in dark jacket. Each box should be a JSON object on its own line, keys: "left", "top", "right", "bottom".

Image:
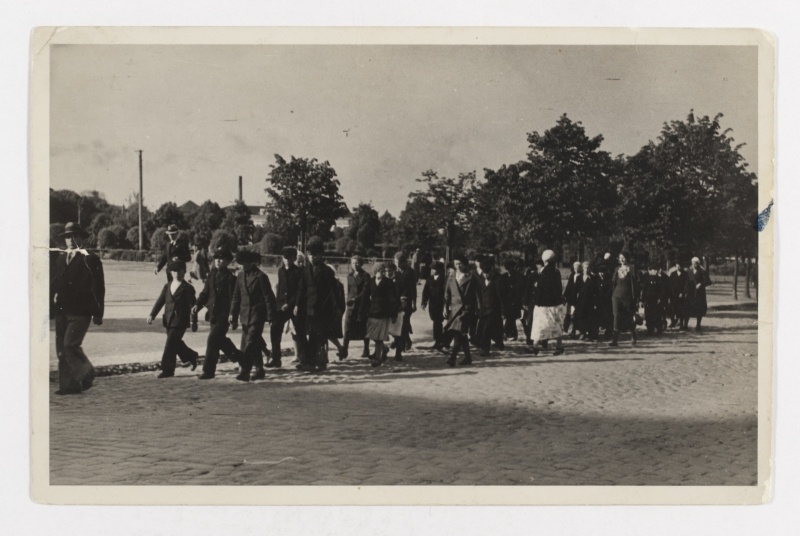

{"left": 148, "top": 260, "right": 199, "bottom": 378}
{"left": 193, "top": 247, "right": 242, "bottom": 379}
{"left": 269, "top": 246, "right": 305, "bottom": 368}
{"left": 475, "top": 256, "right": 505, "bottom": 357}
{"left": 642, "top": 262, "right": 666, "bottom": 336}
{"left": 229, "top": 250, "right": 277, "bottom": 382}
{"left": 421, "top": 261, "right": 446, "bottom": 350}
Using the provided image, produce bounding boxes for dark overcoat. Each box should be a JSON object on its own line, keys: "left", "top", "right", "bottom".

{"left": 196, "top": 266, "right": 236, "bottom": 324}
{"left": 443, "top": 272, "right": 479, "bottom": 334}
{"left": 151, "top": 280, "right": 197, "bottom": 329}
{"left": 230, "top": 267, "right": 276, "bottom": 327}
{"left": 687, "top": 267, "right": 712, "bottom": 318}
{"left": 421, "top": 274, "right": 446, "bottom": 322}
{"left": 296, "top": 262, "right": 345, "bottom": 335}
{"left": 51, "top": 251, "right": 106, "bottom": 318}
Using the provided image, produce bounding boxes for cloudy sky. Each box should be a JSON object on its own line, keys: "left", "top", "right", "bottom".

{"left": 50, "top": 44, "right": 758, "bottom": 216}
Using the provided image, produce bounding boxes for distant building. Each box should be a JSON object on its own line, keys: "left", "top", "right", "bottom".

{"left": 223, "top": 203, "right": 267, "bottom": 227}
{"left": 178, "top": 200, "right": 200, "bottom": 215}
{"left": 335, "top": 217, "right": 351, "bottom": 229}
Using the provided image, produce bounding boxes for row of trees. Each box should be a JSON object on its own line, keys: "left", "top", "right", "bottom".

{"left": 49, "top": 188, "right": 258, "bottom": 254}
{"left": 50, "top": 110, "right": 759, "bottom": 277}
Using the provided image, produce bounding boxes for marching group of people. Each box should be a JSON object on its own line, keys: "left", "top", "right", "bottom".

{"left": 49, "top": 221, "right": 713, "bottom": 394}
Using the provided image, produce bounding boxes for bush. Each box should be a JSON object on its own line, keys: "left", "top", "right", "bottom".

{"left": 151, "top": 227, "right": 168, "bottom": 252}
{"left": 259, "top": 233, "right": 285, "bottom": 255}
{"left": 97, "top": 228, "right": 117, "bottom": 249}
{"left": 209, "top": 229, "right": 238, "bottom": 254}
{"left": 126, "top": 226, "right": 148, "bottom": 249}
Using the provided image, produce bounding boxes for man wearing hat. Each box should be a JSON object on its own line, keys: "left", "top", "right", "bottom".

{"left": 269, "top": 246, "right": 306, "bottom": 369}
{"left": 154, "top": 224, "right": 191, "bottom": 282}
{"left": 229, "top": 250, "right": 276, "bottom": 381}
{"left": 50, "top": 222, "right": 105, "bottom": 395}
{"left": 669, "top": 259, "right": 690, "bottom": 330}
{"left": 687, "top": 256, "right": 712, "bottom": 332}
{"left": 294, "top": 237, "right": 345, "bottom": 372}
{"left": 642, "top": 261, "right": 666, "bottom": 336}
{"left": 392, "top": 251, "right": 418, "bottom": 359}
{"left": 193, "top": 246, "right": 243, "bottom": 379}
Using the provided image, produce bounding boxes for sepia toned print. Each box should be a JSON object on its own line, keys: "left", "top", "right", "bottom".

{"left": 30, "top": 27, "right": 774, "bottom": 505}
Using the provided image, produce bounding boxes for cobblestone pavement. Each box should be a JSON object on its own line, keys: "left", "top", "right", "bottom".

{"left": 49, "top": 309, "right": 758, "bottom": 486}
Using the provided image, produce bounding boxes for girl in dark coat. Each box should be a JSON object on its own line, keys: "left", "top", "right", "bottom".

{"left": 573, "top": 260, "right": 600, "bottom": 341}
{"left": 364, "top": 262, "right": 399, "bottom": 366}
{"left": 687, "top": 257, "right": 712, "bottom": 331}
{"left": 443, "top": 254, "right": 479, "bottom": 367}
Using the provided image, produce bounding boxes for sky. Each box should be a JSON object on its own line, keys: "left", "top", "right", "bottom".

{"left": 49, "top": 44, "right": 758, "bottom": 216}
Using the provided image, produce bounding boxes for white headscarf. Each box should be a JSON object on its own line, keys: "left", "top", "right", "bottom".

{"left": 542, "top": 250, "right": 556, "bottom": 263}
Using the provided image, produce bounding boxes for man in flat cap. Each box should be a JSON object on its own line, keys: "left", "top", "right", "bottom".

{"left": 193, "top": 246, "right": 243, "bottom": 379}
{"left": 154, "top": 224, "right": 191, "bottom": 282}
{"left": 50, "top": 222, "right": 105, "bottom": 395}
{"left": 229, "top": 250, "right": 276, "bottom": 381}
{"left": 269, "top": 246, "right": 306, "bottom": 369}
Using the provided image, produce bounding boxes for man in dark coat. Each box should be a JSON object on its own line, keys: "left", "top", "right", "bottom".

{"left": 341, "top": 254, "right": 370, "bottom": 359}
{"left": 148, "top": 260, "right": 199, "bottom": 378}
{"left": 573, "top": 261, "right": 600, "bottom": 340}
{"left": 596, "top": 263, "right": 614, "bottom": 340}
{"left": 229, "top": 250, "right": 276, "bottom": 381}
{"left": 687, "top": 256, "right": 712, "bottom": 332}
{"left": 421, "top": 261, "right": 446, "bottom": 350}
{"left": 642, "top": 262, "right": 666, "bottom": 336}
{"left": 294, "top": 237, "right": 345, "bottom": 372}
{"left": 50, "top": 222, "right": 105, "bottom": 395}
{"left": 443, "top": 254, "right": 479, "bottom": 367}
{"left": 562, "top": 261, "right": 583, "bottom": 337}
{"left": 501, "top": 259, "right": 522, "bottom": 341}
{"left": 269, "top": 246, "right": 305, "bottom": 368}
{"left": 474, "top": 257, "right": 505, "bottom": 356}
{"left": 154, "top": 224, "right": 191, "bottom": 282}
{"left": 193, "top": 247, "right": 242, "bottom": 379}
{"left": 670, "top": 260, "right": 690, "bottom": 330}
{"left": 392, "top": 251, "right": 417, "bottom": 360}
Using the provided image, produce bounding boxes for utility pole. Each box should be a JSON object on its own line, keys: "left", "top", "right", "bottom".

{"left": 138, "top": 150, "right": 144, "bottom": 251}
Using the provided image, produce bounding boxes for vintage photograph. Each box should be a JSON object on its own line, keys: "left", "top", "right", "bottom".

{"left": 30, "top": 28, "right": 773, "bottom": 504}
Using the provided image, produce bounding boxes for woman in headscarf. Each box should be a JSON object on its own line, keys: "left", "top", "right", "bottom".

{"left": 687, "top": 256, "right": 712, "bottom": 332}
{"left": 610, "top": 251, "right": 640, "bottom": 346}
{"left": 529, "top": 250, "right": 565, "bottom": 356}
{"left": 443, "top": 253, "right": 479, "bottom": 367}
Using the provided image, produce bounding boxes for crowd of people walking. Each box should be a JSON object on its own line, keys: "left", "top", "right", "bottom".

{"left": 49, "top": 221, "right": 714, "bottom": 392}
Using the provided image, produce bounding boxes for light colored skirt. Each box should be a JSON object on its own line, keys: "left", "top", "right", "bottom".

{"left": 531, "top": 304, "right": 565, "bottom": 341}
{"left": 366, "top": 317, "right": 391, "bottom": 341}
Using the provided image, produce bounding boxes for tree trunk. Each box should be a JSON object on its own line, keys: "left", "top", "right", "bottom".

{"left": 745, "top": 258, "right": 752, "bottom": 299}
{"left": 733, "top": 256, "right": 739, "bottom": 301}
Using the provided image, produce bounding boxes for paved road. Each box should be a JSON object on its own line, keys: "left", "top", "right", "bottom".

{"left": 49, "top": 308, "right": 758, "bottom": 486}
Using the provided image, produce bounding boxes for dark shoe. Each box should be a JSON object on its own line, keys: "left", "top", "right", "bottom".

{"left": 446, "top": 357, "right": 456, "bottom": 367}
{"left": 394, "top": 354, "right": 403, "bottom": 362}
{"left": 337, "top": 349, "right": 348, "bottom": 360}
{"left": 295, "top": 364, "right": 316, "bottom": 372}
{"left": 480, "top": 350, "right": 490, "bottom": 358}
{"left": 81, "top": 378, "right": 94, "bottom": 391}
{"left": 459, "top": 358, "right": 473, "bottom": 366}
{"left": 230, "top": 350, "right": 242, "bottom": 363}
{"left": 157, "top": 371, "right": 174, "bottom": 379}
{"left": 389, "top": 340, "right": 397, "bottom": 349}
{"left": 381, "top": 348, "right": 389, "bottom": 362}
{"left": 530, "top": 347, "right": 539, "bottom": 356}
{"left": 252, "top": 368, "right": 266, "bottom": 380}
{"left": 316, "top": 363, "right": 328, "bottom": 372}
{"left": 540, "top": 341, "right": 549, "bottom": 349}
{"left": 553, "top": 347, "right": 565, "bottom": 356}
{"left": 198, "top": 372, "right": 215, "bottom": 380}
{"left": 360, "top": 350, "right": 371, "bottom": 358}
{"left": 54, "top": 388, "right": 81, "bottom": 395}
{"left": 370, "top": 358, "right": 381, "bottom": 368}
{"left": 495, "top": 343, "right": 505, "bottom": 351}
{"left": 609, "top": 340, "right": 618, "bottom": 347}
{"left": 265, "top": 361, "right": 282, "bottom": 368}
{"left": 235, "top": 372, "right": 250, "bottom": 382}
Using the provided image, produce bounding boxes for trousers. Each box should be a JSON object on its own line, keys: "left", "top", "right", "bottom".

{"left": 239, "top": 320, "right": 266, "bottom": 374}
{"left": 161, "top": 327, "right": 197, "bottom": 374}
{"left": 202, "top": 321, "right": 241, "bottom": 375}
{"left": 55, "top": 314, "right": 95, "bottom": 392}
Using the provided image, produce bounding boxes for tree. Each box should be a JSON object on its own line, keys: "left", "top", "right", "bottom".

{"left": 151, "top": 227, "right": 168, "bottom": 252}
{"left": 519, "top": 114, "right": 618, "bottom": 252}
{"left": 266, "top": 154, "right": 349, "bottom": 251}
{"left": 347, "top": 203, "right": 381, "bottom": 251}
{"left": 88, "top": 213, "right": 114, "bottom": 239}
{"left": 378, "top": 211, "right": 398, "bottom": 245}
{"left": 407, "top": 170, "right": 478, "bottom": 263}
{"left": 615, "top": 111, "right": 758, "bottom": 265}
{"left": 153, "top": 202, "right": 187, "bottom": 230}
{"left": 190, "top": 200, "right": 225, "bottom": 247}
{"left": 221, "top": 200, "right": 255, "bottom": 245}
{"left": 49, "top": 222, "right": 66, "bottom": 247}
{"left": 50, "top": 189, "right": 80, "bottom": 224}
{"left": 397, "top": 195, "right": 442, "bottom": 252}
{"left": 258, "top": 232, "right": 285, "bottom": 255}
